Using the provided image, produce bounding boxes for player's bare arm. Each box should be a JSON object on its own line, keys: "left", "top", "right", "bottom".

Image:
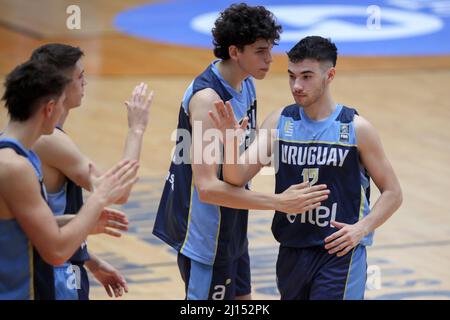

{"left": 85, "top": 252, "right": 129, "bottom": 298}
{"left": 34, "top": 83, "right": 153, "bottom": 200}
{"left": 57, "top": 207, "right": 129, "bottom": 237}
{"left": 324, "top": 115, "right": 403, "bottom": 256}
{"left": 191, "top": 90, "right": 329, "bottom": 214}
{"left": 0, "top": 158, "right": 138, "bottom": 265}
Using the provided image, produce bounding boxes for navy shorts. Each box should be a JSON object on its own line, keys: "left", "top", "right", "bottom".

{"left": 276, "top": 244, "right": 367, "bottom": 300}
{"left": 177, "top": 250, "right": 251, "bottom": 300}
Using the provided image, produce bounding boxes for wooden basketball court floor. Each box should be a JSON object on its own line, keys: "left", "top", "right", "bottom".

{"left": 0, "top": 0, "right": 449, "bottom": 300}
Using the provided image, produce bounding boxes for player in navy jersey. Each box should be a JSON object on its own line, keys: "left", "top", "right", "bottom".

{"left": 30, "top": 43, "right": 153, "bottom": 299}
{"left": 209, "top": 36, "right": 402, "bottom": 300}
{"left": 0, "top": 60, "right": 138, "bottom": 300}
{"left": 153, "top": 4, "right": 329, "bottom": 300}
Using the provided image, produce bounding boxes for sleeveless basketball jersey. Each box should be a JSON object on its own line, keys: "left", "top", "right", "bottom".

{"left": 271, "top": 104, "right": 373, "bottom": 248}
{"left": 153, "top": 61, "right": 257, "bottom": 266}
{"left": 54, "top": 127, "right": 89, "bottom": 263}
{"left": 49, "top": 127, "right": 89, "bottom": 300}
{"left": 0, "top": 138, "right": 55, "bottom": 299}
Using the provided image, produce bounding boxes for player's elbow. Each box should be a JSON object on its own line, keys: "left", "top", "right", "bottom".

{"left": 394, "top": 185, "right": 403, "bottom": 209}
{"left": 39, "top": 250, "right": 67, "bottom": 266}
{"left": 196, "top": 181, "right": 218, "bottom": 204}
{"left": 224, "top": 176, "right": 246, "bottom": 188}
{"left": 197, "top": 184, "right": 213, "bottom": 203}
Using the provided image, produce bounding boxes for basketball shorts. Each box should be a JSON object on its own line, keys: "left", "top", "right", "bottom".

{"left": 177, "top": 250, "right": 251, "bottom": 300}
{"left": 276, "top": 244, "right": 367, "bottom": 300}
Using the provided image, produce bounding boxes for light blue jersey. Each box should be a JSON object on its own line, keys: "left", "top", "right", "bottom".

{"left": 0, "top": 138, "right": 47, "bottom": 299}
{"left": 154, "top": 60, "right": 257, "bottom": 266}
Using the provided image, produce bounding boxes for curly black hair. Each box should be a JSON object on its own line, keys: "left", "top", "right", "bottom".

{"left": 212, "top": 3, "right": 282, "bottom": 60}
{"left": 287, "top": 36, "right": 338, "bottom": 67}
{"left": 2, "top": 60, "right": 70, "bottom": 121}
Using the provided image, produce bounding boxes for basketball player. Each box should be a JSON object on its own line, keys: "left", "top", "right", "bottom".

{"left": 209, "top": 36, "right": 403, "bottom": 300}
{"left": 0, "top": 60, "right": 139, "bottom": 300}
{"left": 30, "top": 44, "right": 153, "bottom": 299}
{"left": 153, "top": 4, "right": 330, "bottom": 300}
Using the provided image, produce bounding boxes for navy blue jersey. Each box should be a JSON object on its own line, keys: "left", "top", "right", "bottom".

{"left": 153, "top": 61, "right": 257, "bottom": 266}
{"left": 271, "top": 104, "right": 373, "bottom": 248}
{"left": 0, "top": 138, "right": 55, "bottom": 300}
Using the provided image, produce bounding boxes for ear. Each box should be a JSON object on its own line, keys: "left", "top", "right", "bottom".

{"left": 43, "top": 99, "right": 55, "bottom": 118}
{"left": 228, "top": 45, "right": 239, "bottom": 61}
{"left": 327, "top": 67, "right": 336, "bottom": 83}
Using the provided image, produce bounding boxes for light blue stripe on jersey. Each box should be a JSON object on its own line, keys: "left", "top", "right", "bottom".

{"left": 0, "top": 220, "right": 33, "bottom": 299}
{"left": 47, "top": 184, "right": 79, "bottom": 300}
{"left": 180, "top": 187, "right": 221, "bottom": 265}
{"left": 54, "top": 264, "right": 78, "bottom": 300}
{"left": 47, "top": 184, "right": 66, "bottom": 216}
{"left": 0, "top": 137, "right": 39, "bottom": 299}
{"left": 343, "top": 245, "right": 367, "bottom": 300}
{"left": 187, "top": 260, "right": 213, "bottom": 300}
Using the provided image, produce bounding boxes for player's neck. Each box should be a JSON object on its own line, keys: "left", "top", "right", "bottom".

{"left": 302, "top": 93, "right": 336, "bottom": 121}
{"left": 2, "top": 120, "right": 42, "bottom": 150}
{"left": 216, "top": 59, "right": 247, "bottom": 92}
{"left": 57, "top": 109, "right": 70, "bottom": 128}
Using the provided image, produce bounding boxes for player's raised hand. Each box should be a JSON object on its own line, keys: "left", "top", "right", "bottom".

{"left": 125, "top": 82, "right": 154, "bottom": 133}
{"left": 276, "top": 182, "right": 330, "bottom": 214}
{"left": 90, "top": 160, "right": 139, "bottom": 206}
{"left": 209, "top": 100, "right": 248, "bottom": 143}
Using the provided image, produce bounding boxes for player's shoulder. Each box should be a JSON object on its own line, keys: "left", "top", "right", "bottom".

{"left": 0, "top": 150, "right": 35, "bottom": 181}
{"left": 34, "top": 128, "right": 74, "bottom": 155}
{"left": 189, "top": 88, "right": 221, "bottom": 115}
{"left": 260, "top": 107, "right": 284, "bottom": 131}
{"left": 35, "top": 127, "right": 69, "bottom": 146}
{"left": 192, "top": 88, "right": 221, "bottom": 102}
{"left": 353, "top": 114, "right": 375, "bottom": 131}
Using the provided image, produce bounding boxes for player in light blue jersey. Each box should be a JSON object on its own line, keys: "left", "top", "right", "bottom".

{"left": 31, "top": 43, "right": 153, "bottom": 299}
{"left": 209, "top": 36, "right": 402, "bottom": 300}
{"left": 0, "top": 60, "right": 138, "bottom": 300}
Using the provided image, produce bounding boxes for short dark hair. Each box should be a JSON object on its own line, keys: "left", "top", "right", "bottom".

{"left": 2, "top": 60, "right": 70, "bottom": 121}
{"left": 30, "top": 43, "right": 84, "bottom": 71}
{"left": 212, "top": 3, "right": 282, "bottom": 60}
{"left": 287, "top": 36, "right": 338, "bottom": 67}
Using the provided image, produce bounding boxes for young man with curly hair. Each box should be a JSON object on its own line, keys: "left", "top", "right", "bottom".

{"left": 153, "top": 4, "right": 329, "bottom": 300}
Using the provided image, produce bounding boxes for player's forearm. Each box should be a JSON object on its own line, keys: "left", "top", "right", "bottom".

{"left": 223, "top": 163, "right": 252, "bottom": 187}
{"left": 52, "top": 194, "right": 106, "bottom": 263}
{"left": 197, "top": 178, "right": 279, "bottom": 211}
{"left": 222, "top": 137, "right": 260, "bottom": 187}
{"left": 358, "top": 187, "right": 403, "bottom": 234}
{"left": 122, "top": 129, "right": 145, "bottom": 161}
{"left": 117, "top": 130, "right": 144, "bottom": 203}
{"left": 84, "top": 252, "right": 100, "bottom": 272}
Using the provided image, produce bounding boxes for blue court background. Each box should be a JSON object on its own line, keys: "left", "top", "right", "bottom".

{"left": 114, "top": 0, "right": 450, "bottom": 56}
